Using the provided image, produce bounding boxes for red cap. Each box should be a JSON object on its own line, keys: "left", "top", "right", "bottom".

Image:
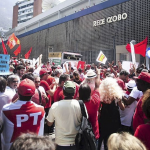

{"left": 134, "top": 72, "right": 150, "bottom": 83}
{"left": 86, "top": 64, "right": 91, "bottom": 68}
{"left": 18, "top": 79, "right": 35, "bottom": 96}
{"left": 40, "top": 68, "right": 48, "bottom": 76}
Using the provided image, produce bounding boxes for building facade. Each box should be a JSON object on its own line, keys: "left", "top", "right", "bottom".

{"left": 1, "top": 0, "right": 150, "bottom": 64}
{"left": 12, "top": 0, "right": 42, "bottom": 28}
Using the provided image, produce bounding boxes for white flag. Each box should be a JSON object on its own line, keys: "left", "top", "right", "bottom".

{"left": 96, "top": 51, "right": 107, "bottom": 64}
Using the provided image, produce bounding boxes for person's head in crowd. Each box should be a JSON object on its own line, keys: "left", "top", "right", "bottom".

{"left": 63, "top": 81, "right": 76, "bottom": 99}
{"left": 55, "top": 69, "right": 61, "bottom": 78}
{"left": 78, "top": 68, "right": 82, "bottom": 74}
{"left": 25, "top": 61, "right": 28, "bottom": 66}
{"left": 22, "top": 72, "right": 34, "bottom": 81}
{"left": 28, "top": 62, "right": 31, "bottom": 66}
{"left": 27, "top": 66, "right": 34, "bottom": 73}
{"left": 51, "top": 65, "right": 57, "bottom": 72}
{"left": 136, "top": 67, "right": 143, "bottom": 76}
{"left": 34, "top": 76, "right": 41, "bottom": 88}
{"left": 16, "top": 65, "right": 25, "bottom": 78}
{"left": 40, "top": 68, "right": 49, "bottom": 81}
{"left": 141, "top": 69, "right": 148, "bottom": 73}
{"left": 47, "top": 61, "right": 50, "bottom": 65}
{"left": 79, "top": 84, "right": 91, "bottom": 102}
{"left": 107, "top": 132, "right": 146, "bottom": 150}
{"left": 73, "top": 71, "right": 80, "bottom": 81}
{"left": 7, "top": 75, "right": 19, "bottom": 90}
{"left": 113, "top": 65, "right": 118, "bottom": 71}
{"left": 99, "top": 77, "right": 123, "bottom": 104}
{"left": 134, "top": 72, "right": 150, "bottom": 93}
{"left": 119, "top": 70, "right": 129, "bottom": 83}
{"left": 142, "top": 89, "right": 150, "bottom": 121}
{"left": 59, "top": 74, "right": 69, "bottom": 87}
{"left": 18, "top": 79, "right": 36, "bottom": 101}
{"left": 71, "top": 67, "right": 74, "bottom": 73}
{"left": 70, "top": 74, "right": 74, "bottom": 81}
{"left": 10, "top": 133, "right": 55, "bottom": 150}
{"left": 126, "top": 80, "right": 136, "bottom": 93}
{"left": 0, "top": 77, "right": 7, "bottom": 93}
{"left": 86, "top": 64, "right": 91, "bottom": 71}
{"left": 83, "top": 70, "right": 97, "bottom": 93}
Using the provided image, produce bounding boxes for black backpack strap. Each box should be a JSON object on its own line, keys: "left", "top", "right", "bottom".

{"left": 78, "top": 100, "right": 87, "bottom": 118}
{"left": 37, "top": 89, "right": 42, "bottom": 105}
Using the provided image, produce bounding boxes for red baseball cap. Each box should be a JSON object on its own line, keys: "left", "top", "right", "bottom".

{"left": 18, "top": 79, "right": 35, "bottom": 96}
{"left": 40, "top": 68, "right": 49, "bottom": 76}
{"left": 134, "top": 72, "right": 150, "bottom": 83}
{"left": 86, "top": 64, "right": 91, "bottom": 68}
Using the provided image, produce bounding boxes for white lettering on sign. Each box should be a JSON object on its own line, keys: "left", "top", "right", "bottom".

{"left": 93, "top": 13, "right": 127, "bottom": 27}
{"left": 16, "top": 112, "right": 41, "bottom": 127}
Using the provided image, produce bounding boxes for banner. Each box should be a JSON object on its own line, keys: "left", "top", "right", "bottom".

{"left": 122, "top": 61, "right": 139, "bottom": 73}
{"left": 77, "top": 61, "right": 85, "bottom": 70}
{"left": 96, "top": 51, "right": 107, "bottom": 64}
{"left": 1, "top": 38, "right": 8, "bottom": 54}
{"left": 7, "top": 33, "right": 20, "bottom": 49}
{"left": 0, "top": 54, "right": 10, "bottom": 75}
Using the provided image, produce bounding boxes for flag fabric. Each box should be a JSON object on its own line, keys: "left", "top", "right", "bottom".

{"left": 13, "top": 45, "right": 21, "bottom": 56}
{"left": 96, "top": 51, "right": 107, "bottom": 64}
{"left": 146, "top": 47, "right": 150, "bottom": 58}
{"left": 24, "top": 47, "right": 32, "bottom": 59}
{"left": 77, "top": 61, "right": 85, "bottom": 70}
{"left": 7, "top": 33, "right": 20, "bottom": 49}
{"left": 1, "top": 38, "right": 8, "bottom": 54}
{"left": 126, "top": 37, "right": 148, "bottom": 57}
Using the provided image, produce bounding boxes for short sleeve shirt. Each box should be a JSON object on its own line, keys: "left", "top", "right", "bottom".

{"left": 47, "top": 99, "right": 82, "bottom": 145}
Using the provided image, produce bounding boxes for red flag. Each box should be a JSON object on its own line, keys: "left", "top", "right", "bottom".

{"left": 77, "top": 61, "right": 85, "bottom": 70}
{"left": 7, "top": 33, "right": 20, "bottom": 49}
{"left": 24, "top": 47, "right": 32, "bottom": 59}
{"left": 13, "top": 45, "right": 21, "bottom": 56}
{"left": 126, "top": 37, "right": 148, "bottom": 57}
{"left": 1, "top": 38, "right": 8, "bottom": 54}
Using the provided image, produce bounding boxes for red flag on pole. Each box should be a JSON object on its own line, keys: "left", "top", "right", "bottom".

{"left": 126, "top": 37, "right": 148, "bottom": 57}
{"left": 13, "top": 45, "right": 21, "bottom": 56}
{"left": 1, "top": 38, "right": 8, "bottom": 54}
{"left": 7, "top": 33, "right": 20, "bottom": 49}
{"left": 24, "top": 47, "right": 32, "bottom": 59}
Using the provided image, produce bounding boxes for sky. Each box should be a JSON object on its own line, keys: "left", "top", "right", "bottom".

{"left": 0, "top": 0, "right": 18, "bottom": 30}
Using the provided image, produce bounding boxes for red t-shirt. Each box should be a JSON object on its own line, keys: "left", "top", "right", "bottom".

{"left": 84, "top": 90, "right": 100, "bottom": 139}
{"left": 40, "top": 80, "right": 51, "bottom": 108}
{"left": 53, "top": 84, "right": 79, "bottom": 102}
{"left": 134, "top": 124, "right": 150, "bottom": 150}
{"left": 46, "top": 75, "right": 55, "bottom": 86}
{"left": 53, "top": 86, "right": 64, "bottom": 102}
{"left": 133, "top": 97, "right": 147, "bottom": 131}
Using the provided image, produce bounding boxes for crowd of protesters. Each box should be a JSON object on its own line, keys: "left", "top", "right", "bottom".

{"left": 0, "top": 56, "right": 150, "bottom": 150}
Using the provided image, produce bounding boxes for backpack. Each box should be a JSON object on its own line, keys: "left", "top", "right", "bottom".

{"left": 75, "top": 100, "right": 96, "bottom": 150}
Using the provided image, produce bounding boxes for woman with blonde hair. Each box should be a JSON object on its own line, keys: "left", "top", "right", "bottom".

{"left": 107, "top": 132, "right": 146, "bottom": 150}
{"left": 99, "top": 77, "right": 125, "bottom": 150}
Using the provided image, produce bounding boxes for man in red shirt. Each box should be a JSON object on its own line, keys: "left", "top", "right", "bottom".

{"left": 132, "top": 72, "right": 150, "bottom": 131}
{"left": 1, "top": 79, "right": 45, "bottom": 150}
{"left": 53, "top": 74, "right": 69, "bottom": 102}
{"left": 39, "top": 68, "right": 56, "bottom": 134}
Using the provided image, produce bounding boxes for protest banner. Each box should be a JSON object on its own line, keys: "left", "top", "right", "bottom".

{"left": 122, "top": 61, "right": 139, "bottom": 73}
{"left": 77, "top": 61, "right": 85, "bottom": 70}
{"left": 0, "top": 54, "right": 10, "bottom": 75}
{"left": 96, "top": 51, "right": 107, "bottom": 64}
{"left": 63, "top": 61, "right": 78, "bottom": 73}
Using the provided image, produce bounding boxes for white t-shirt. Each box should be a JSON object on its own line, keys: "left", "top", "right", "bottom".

{"left": 120, "top": 93, "right": 137, "bottom": 126}
{"left": 1, "top": 100, "right": 45, "bottom": 150}
{"left": 47, "top": 99, "right": 82, "bottom": 145}
{"left": 129, "top": 86, "right": 143, "bottom": 100}
{"left": 5, "top": 86, "right": 16, "bottom": 100}
{"left": 0, "top": 92, "right": 12, "bottom": 116}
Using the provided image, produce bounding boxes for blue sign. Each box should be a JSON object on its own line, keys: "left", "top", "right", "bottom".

{"left": 0, "top": 54, "right": 10, "bottom": 75}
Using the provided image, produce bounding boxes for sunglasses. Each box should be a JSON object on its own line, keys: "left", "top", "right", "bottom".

{"left": 13, "top": 81, "right": 18, "bottom": 83}
{"left": 35, "top": 81, "right": 40, "bottom": 83}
